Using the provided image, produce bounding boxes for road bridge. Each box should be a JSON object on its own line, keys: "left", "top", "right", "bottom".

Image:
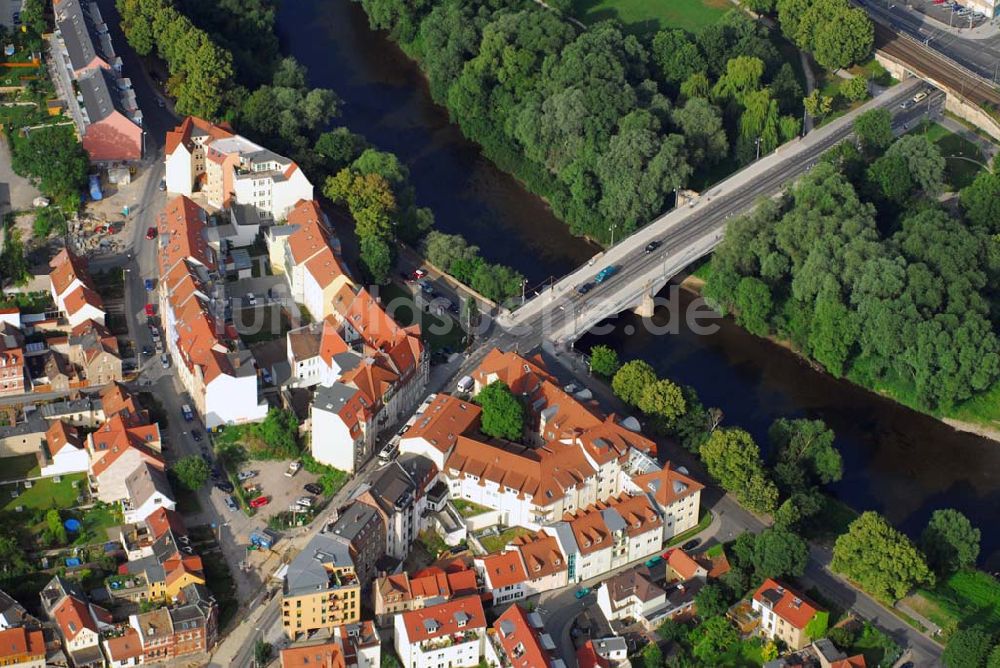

{"left": 494, "top": 79, "right": 925, "bottom": 351}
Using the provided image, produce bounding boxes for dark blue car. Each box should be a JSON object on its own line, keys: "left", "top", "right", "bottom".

{"left": 144, "top": 278, "right": 155, "bottom": 291}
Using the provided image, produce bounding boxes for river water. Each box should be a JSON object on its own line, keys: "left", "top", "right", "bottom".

{"left": 277, "top": 0, "right": 1000, "bottom": 568}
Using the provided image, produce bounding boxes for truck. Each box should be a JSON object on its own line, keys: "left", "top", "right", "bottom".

{"left": 181, "top": 405, "right": 194, "bottom": 422}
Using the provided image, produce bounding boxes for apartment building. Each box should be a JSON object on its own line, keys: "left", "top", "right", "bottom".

{"left": 87, "top": 414, "right": 163, "bottom": 503}
{"left": 282, "top": 533, "right": 362, "bottom": 639}
{"left": 752, "top": 579, "right": 825, "bottom": 651}
{"left": 356, "top": 453, "right": 436, "bottom": 560}
{"left": 40, "top": 420, "right": 89, "bottom": 477}
{"left": 65, "top": 319, "right": 123, "bottom": 387}
{"left": 279, "top": 621, "right": 381, "bottom": 668}
{"left": 40, "top": 576, "right": 111, "bottom": 668}
{"left": 394, "top": 596, "right": 487, "bottom": 668}
{"left": 487, "top": 604, "right": 564, "bottom": 668}
{"left": 0, "top": 323, "right": 26, "bottom": 397}
{"left": 509, "top": 530, "right": 568, "bottom": 596}
{"left": 597, "top": 564, "right": 702, "bottom": 629}
{"left": 157, "top": 195, "right": 267, "bottom": 428}
{"left": 165, "top": 117, "right": 312, "bottom": 221}
{"left": 129, "top": 584, "right": 217, "bottom": 662}
{"left": 373, "top": 566, "right": 479, "bottom": 618}
{"left": 627, "top": 463, "right": 704, "bottom": 541}
{"left": 398, "top": 393, "right": 482, "bottom": 470}
{"left": 476, "top": 550, "right": 528, "bottom": 606}
{"left": 122, "top": 462, "right": 176, "bottom": 524}
{"left": 0, "top": 627, "right": 45, "bottom": 668}
{"left": 101, "top": 628, "right": 143, "bottom": 668}
{"left": 326, "top": 504, "right": 386, "bottom": 588}
{"left": 267, "top": 199, "right": 353, "bottom": 321}
{"left": 49, "top": 249, "right": 105, "bottom": 329}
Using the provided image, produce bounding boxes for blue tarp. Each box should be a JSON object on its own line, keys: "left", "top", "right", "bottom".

{"left": 89, "top": 175, "right": 103, "bottom": 201}
{"left": 65, "top": 557, "right": 81, "bottom": 567}
{"left": 64, "top": 518, "right": 81, "bottom": 532}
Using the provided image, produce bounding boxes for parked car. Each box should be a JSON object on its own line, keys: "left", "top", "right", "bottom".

{"left": 456, "top": 375, "right": 474, "bottom": 393}
{"left": 181, "top": 404, "right": 194, "bottom": 421}
{"left": 158, "top": 179, "right": 166, "bottom": 192}
{"left": 644, "top": 240, "right": 662, "bottom": 253}
{"left": 418, "top": 280, "right": 434, "bottom": 295}
{"left": 576, "top": 282, "right": 593, "bottom": 295}
{"left": 303, "top": 483, "right": 323, "bottom": 495}
{"left": 250, "top": 496, "right": 270, "bottom": 509}
{"left": 214, "top": 481, "right": 234, "bottom": 493}
{"left": 145, "top": 304, "right": 155, "bottom": 317}
{"left": 912, "top": 91, "right": 928, "bottom": 104}
{"left": 645, "top": 555, "right": 664, "bottom": 568}
{"left": 160, "top": 354, "right": 170, "bottom": 369}
{"left": 224, "top": 495, "right": 239, "bottom": 512}
{"left": 413, "top": 268, "right": 428, "bottom": 280}
{"left": 575, "top": 587, "right": 591, "bottom": 599}
{"left": 296, "top": 496, "right": 314, "bottom": 508}
{"left": 191, "top": 429, "right": 202, "bottom": 442}
{"left": 246, "top": 292, "right": 257, "bottom": 306}
{"left": 261, "top": 368, "right": 273, "bottom": 384}
{"left": 237, "top": 470, "right": 257, "bottom": 482}
{"left": 144, "top": 278, "right": 155, "bottom": 291}
{"left": 146, "top": 226, "right": 157, "bottom": 240}
{"left": 284, "top": 461, "right": 302, "bottom": 477}
{"left": 141, "top": 346, "right": 152, "bottom": 357}
{"left": 682, "top": 538, "right": 702, "bottom": 551}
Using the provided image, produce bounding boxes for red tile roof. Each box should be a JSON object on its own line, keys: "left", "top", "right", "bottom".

{"left": 753, "top": 579, "right": 823, "bottom": 630}
{"left": 165, "top": 116, "right": 233, "bottom": 156}
{"left": 830, "top": 656, "right": 867, "bottom": 668}
{"left": 493, "top": 604, "right": 553, "bottom": 668}
{"left": 104, "top": 627, "right": 142, "bottom": 661}
{"left": 159, "top": 196, "right": 216, "bottom": 272}
{"left": 319, "top": 317, "right": 349, "bottom": 367}
{"left": 631, "top": 461, "right": 704, "bottom": 508}
{"left": 49, "top": 247, "right": 94, "bottom": 298}
{"left": 62, "top": 284, "right": 104, "bottom": 316}
{"left": 512, "top": 531, "right": 566, "bottom": 580}
{"left": 145, "top": 507, "right": 187, "bottom": 539}
{"left": 0, "top": 627, "right": 44, "bottom": 659}
{"left": 47, "top": 419, "right": 82, "bottom": 456}
{"left": 577, "top": 640, "right": 611, "bottom": 668}
{"left": 286, "top": 199, "right": 331, "bottom": 264}
{"left": 400, "top": 595, "right": 486, "bottom": 644}
{"left": 280, "top": 641, "right": 345, "bottom": 668}
{"left": 53, "top": 595, "right": 103, "bottom": 641}
{"left": 480, "top": 551, "right": 527, "bottom": 589}
{"left": 404, "top": 394, "right": 481, "bottom": 454}
{"left": 665, "top": 548, "right": 705, "bottom": 581}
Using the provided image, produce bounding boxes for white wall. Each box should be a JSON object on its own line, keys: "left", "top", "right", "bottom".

{"left": 204, "top": 373, "right": 267, "bottom": 429}
{"left": 399, "top": 437, "right": 447, "bottom": 471}
{"left": 124, "top": 492, "right": 176, "bottom": 524}
{"left": 273, "top": 170, "right": 314, "bottom": 221}
{"left": 164, "top": 145, "right": 194, "bottom": 195}
{"left": 311, "top": 406, "right": 357, "bottom": 473}
{"left": 40, "top": 447, "right": 89, "bottom": 477}
{"left": 302, "top": 269, "right": 324, "bottom": 328}
{"left": 662, "top": 490, "right": 701, "bottom": 541}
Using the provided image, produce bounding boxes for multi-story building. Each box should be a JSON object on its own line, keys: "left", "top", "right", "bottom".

{"left": 752, "top": 579, "right": 825, "bottom": 651}
{"left": 486, "top": 604, "right": 564, "bottom": 668}
{"left": 597, "top": 565, "right": 701, "bottom": 629}
{"left": 0, "top": 589, "right": 38, "bottom": 630}
{"left": 157, "top": 195, "right": 267, "bottom": 428}
{"left": 40, "top": 576, "right": 112, "bottom": 668}
{"left": 40, "top": 420, "right": 90, "bottom": 477}
{"left": 165, "top": 117, "right": 312, "bottom": 221}
{"left": 49, "top": 249, "right": 105, "bottom": 330}
{"left": 0, "top": 323, "right": 26, "bottom": 397}
{"left": 476, "top": 550, "right": 528, "bottom": 606}
{"left": 282, "top": 533, "right": 362, "bottom": 639}
{"left": 373, "top": 566, "right": 479, "bottom": 619}
{"left": 0, "top": 627, "right": 46, "bottom": 668}
{"left": 326, "top": 503, "right": 386, "bottom": 588}
{"left": 356, "top": 453, "right": 436, "bottom": 561}
{"left": 122, "top": 461, "right": 176, "bottom": 524}
{"left": 267, "top": 199, "right": 353, "bottom": 321}
{"left": 394, "top": 596, "right": 487, "bottom": 668}
{"left": 509, "top": 530, "right": 568, "bottom": 596}
{"left": 627, "top": 462, "right": 703, "bottom": 541}
{"left": 129, "top": 584, "right": 217, "bottom": 662}
{"left": 398, "top": 393, "right": 482, "bottom": 470}
{"left": 65, "top": 319, "right": 123, "bottom": 388}
{"left": 279, "top": 621, "right": 381, "bottom": 668}
{"left": 87, "top": 414, "right": 163, "bottom": 503}
{"left": 101, "top": 627, "right": 143, "bottom": 668}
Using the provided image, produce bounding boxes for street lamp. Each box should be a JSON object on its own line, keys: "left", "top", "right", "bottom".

{"left": 755, "top": 136, "right": 762, "bottom": 161}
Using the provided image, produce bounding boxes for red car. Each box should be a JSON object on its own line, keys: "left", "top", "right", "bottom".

{"left": 145, "top": 226, "right": 157, "bottom": 240}
{"left": 144, "top": 304, "right": 155, "bottom": 317}
{"left": 412, "top": 268, "right": 428, "bottom": 280}
{"left": 250, "top": 496, "right": 270, "bottom": 509}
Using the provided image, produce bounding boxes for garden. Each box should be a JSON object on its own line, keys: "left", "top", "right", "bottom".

{"left": 571, "top": 0, "right": 731, "bottom": 34}
{"left": 903, "top": 569, "right": 1000, "bottom": 642}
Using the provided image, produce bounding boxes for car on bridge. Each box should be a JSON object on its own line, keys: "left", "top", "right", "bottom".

{"left": 594, "top": 265, "right": 618, "bottom": 284}
{"left": 576, "top": 282, "right": 593, "bottom": 295}
{"left": 644, "top": 240, "right": 662, "bottom": 253}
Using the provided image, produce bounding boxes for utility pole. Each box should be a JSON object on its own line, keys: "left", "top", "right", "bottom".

{"left": 755, "top": 136, "right": 762, "bottom": 161}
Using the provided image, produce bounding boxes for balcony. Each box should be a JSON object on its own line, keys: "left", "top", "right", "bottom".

{"left": 419, "top": 632, "right": 478, "bottom": 652}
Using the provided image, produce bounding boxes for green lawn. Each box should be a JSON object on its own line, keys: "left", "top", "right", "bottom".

{"left": 0, "top": 474, "right": 86, "bottom": 512}
{"left": 0, "top": 454, "right": 40, "bottom": 482}
{"left": 665, "top": 509, "right": 713, "bottom": 547}
{"left": 918, "top": 121, "right": 986, "bottom": 190}
{"left": 572, "top": 0, "right": 730, "bottom": 34}
{"left": 70, "top": 504, "right": 123, "bottom": 546}
{"left": 479, "top": 526, "right": 532, "bottom": 553}
{"left": 949, "top": 379, "right": 1000, "bottom": 430}
{"left": 451, "top": 499, "right": 492, "bottom": 519}
{"left": 905, "top": 570, "right": 1000, "bottom": 641}
{"left": 418, "top": 530, "right": 449, "bottom": 559}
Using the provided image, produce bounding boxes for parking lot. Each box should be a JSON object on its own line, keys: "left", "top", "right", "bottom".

{"left": 910, "top": 0, "right": 991, "bottom": 28}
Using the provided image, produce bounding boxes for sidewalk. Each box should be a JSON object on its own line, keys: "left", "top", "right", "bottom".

{"left": 863, "top": 0, "right": 1000, "bottom": 39}
{"left": 939, "top": 113, "right": 999, "bottom": 159}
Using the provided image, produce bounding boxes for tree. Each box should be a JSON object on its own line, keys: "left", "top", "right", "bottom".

{"left": 854, "top": 108, "right": 893, "bottom": 154}
{"left": 743, "top": 0, "right": 776, "bottom": 12}
{"left": 0, "top": 530, "right": 29, "bottom": 577}
{"left": 694, "top": 583, "right": 731, "bottom": 618}
{"left": 803, "top": 90, "right": 833, "bottom": 120}
{"left": 360, "top": 236, "right": 394, "bottom": 285}
{"left": 638, "top": 642, "right": 663, "bottom": 668}
{"left": 253, "top": 409, "right": 300, "bottom": 458}
{"left": 680, "top": 72, "right": 712, "bottom": 100}
{"left": 734, "top": 277, "right": 772, "bottom": 336}
{"left": 700, "top": 428, "right": 779, "bottom": 514}
{"left": 174, "top": 455, "right": 211, "bottom": 491}
{"left": 921, "top": 509, "right": 981, "bottom": 574}
{"left": 651, "top": 30, "right": 705, "bottom": 86}
{"left": 254, "top": 640, "right": 273, "bottom": 667}
{"left": 885, "top": 134, "right": 946, "bottom": 196}
{"left": 867, "top": 154, "right": 912, "bottom": 203}
{"left": 315, "top": 128, "right": 368, "bottom": 171}
{"left": 0, "top": 228, "right": 30, "bottom": 288}
{"left": 804, "top": 610, "right": 830, "bottom": 641}
{"left": 769, "top": 418, "right": 842, "bottom": 489}
{"left": 638, "top": 379, "right": 687, "bottom": 429}
{"left": 689, "top": 616, "right": 740, "bottom": 664}
{"left": 588, "top": 345, "right": 620, "bottom": 378}
{"left": 987, "top": 644, "right": 1000, "bottom": 668}
{"left": 672, "top": 98, "right": 728, "bottom": 168}
{"left": 810, "top": 3, "right": 873, "bottom": 70}
{"left": 960, "top": 170, "right": 1000, "bottom": 233}
{"left": 46, "top": 509, "right": 67, "bottom": 546}
{"left": 840, "top": 75, "right": 869, "bottom": 102}
{"left": 943, "top": 626, "right": 994, "bottom": 668}
{"left": 423, "top": 231, "right": 479, "bottom": 273}
{"left": 475, "top": 381, "right": 524, "bottom": 441}
{"left": 712, "top": 56, "right": 765, "bottom": 102}
{"left": 21, "top": 0, "right": 46, "bottom": 36}
{"left": 612, "top": 360, "right": 658, "bottom": 406}
{"left": 752, "top": 527, "right": 809, "bottom": 580}
{"left": 11, "top": 125, "right": 88, "bottom": 210}
{"left": 832, "top": 511, "right": 934, "bottom": 601}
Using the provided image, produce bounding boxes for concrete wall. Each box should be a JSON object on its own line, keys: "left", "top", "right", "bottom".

{"left": 0, "top": 431, "right": 46, "bottom": 458}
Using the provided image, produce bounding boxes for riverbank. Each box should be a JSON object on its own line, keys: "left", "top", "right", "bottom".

{"left": 678, "top": 273, "right": 1000, "bottom": 446}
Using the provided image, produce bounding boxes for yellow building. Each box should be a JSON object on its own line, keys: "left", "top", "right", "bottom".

{"left": 281, "top": 533, "right": 362, "bottom": 639}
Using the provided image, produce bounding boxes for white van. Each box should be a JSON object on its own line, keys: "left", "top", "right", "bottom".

{"left": 456, "top": 375, "right": 474, "bottom": 393}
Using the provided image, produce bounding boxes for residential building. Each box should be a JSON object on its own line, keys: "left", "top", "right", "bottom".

{"left": 596, "top": 565, "right": 701, "bottom": 629}
{"left": 286, "top": 322, "right": 327, "bottom": 388}
{"left": 0, "top": 324, "right": 26, "bottom": 397}
{"left": 77, "top": 65, "right": 142, "bottom": 161}
{"left": 487, "top": 604, "right": 563, "bottom": 668}
{"left": 0, "top": 627, "right": 45, "bottom": 668}
{"left": 326, "top": 503, "right": 386, "bottom": 588}
{"left": 752, "top": 579, "right": 825, "bottom": 651}
{"left": 393, "top": 596, "right": 487, "bottom": 668}
{"left": 577, "top": 638, "right": 628, "bottom": 668}
{"left": 279, "top": 621, "right": 380, "bottom": 668}
{"left": 164, "top": 117, "right": 313, "bottom": 221}
{"left": 280, "top": 640, "right": 345, "bottom": 668}
{"left": 52, "top": 0, "right": 119, "bottom": 76}
{"left": 813, "top": 638, "right": 867, "bottom": 668}
{"left": 373, "top": 565, "right": 478, "bottom": 618}
{"left": 0, "top": 590, "right": 38, "bottom": 630}
{"left": 25, "top": 348, "right": 78, "bottom": 392}
{"left": 40, "top": 420, "right": 90, "bottom": 477}
{"left": 122, "top": 461, "right": 176, "bottom": 524}
{"left": 398, "top": 393, "right": 481, "bottom": 470}
{"left": 102, "top": 627, "right": 143, "bottom": 668}
{"left": 281, "top": 533, "right": 362, "bottom": 639}
{"left": 356, "top": 453, "right": 436, "bottom": 560}
{"left": 49, "top": 249, "right": 105, "bottom": 329}
{"left": 476, "top": 550, "right": 528, "bottom": 606}
{"left": 87, "top": 414, "right": 163, "bottom": 503}
{"left": 627, "top": 462, "right": 703, "bottom": 541}
{"left": 157, "top": 195, "right": 267, "bottom": 428}
{"left": 509, "top": 530, "right": 568, "bottom": 596}
{"left": 66, "top": 319, "right": 123, "bottom": 388}
{"left": 129, "top": 584, "right": 217, "bottom": 661}
{"left": 118, "top": 509, "right": 207, "bottom": 602}
{"left": 267, "top": 199, "right": 352, "bottom": 321}
{"left": 40, "top": 577, "right": 111, "bottom": 668}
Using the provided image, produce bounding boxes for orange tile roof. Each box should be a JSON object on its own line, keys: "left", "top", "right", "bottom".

{"left": 447, "top": 569, "right": 479, "bottom": 597}
{"left": 446, "top": 436, "right": 595, "bottom": 505}
{"left": 62, "top": 284, "right": 104, "bottom": 316}
{"left": 171, "top": 296, "right": 232, "bottom": 384}
{"left": 665, "top": 548, "right": 704, "bottom": 581}
{"left": 480, "top": 551, "right": 527, "bottom": 589}
{"left": 405, "top": 394, "right": 481, "bottom": 454}
{"left": 830, "top": 656, "right": 867, "bottom": 668}
{"left": 343, "top": 288, "right": 422, "bottom": 376}
{"left": 631, "top": 462, "right": 704, "bottom": 508}
{"left": 89, "top": 414, "right": 163, "bottom": 478}
{"left": 577, "top": 640, "right": 611, "bottom": 668}
{"left": 409, "top": 571, "right": 450, "bottom": 599}
{"left": 159, "top": 195, "right": 216, "bottom": 273}
{"left": 47, "top": 420, "right": 82, "bottom": 456}
{"left": 493, "top": 604, "right": 552, "bottom": 668}
{"left": 104, "top": 627, "right": 142, "bottom": 661}
{"left": 319, "top": 317, "right": 349, "bottom": 366}
{"left": 400, "top": 595, "right": 486, "bottom": 643}
{"left": 753, "top": 579, "right": 823, "bottom": 630}
{"left": 49, "top": 247, "right": 94, "bottom": 298}
{"left": 474, "top": 348, "right": 554, "bottom": 395}
{"left": 165, "top": 116, "right": 233, "bottom": 155}
{"left": 100, "top": 383, "right": 142, "bottom": 421}
{"left": 280, "top": 641, "right": 345, "bottom": 668}
{"left": 342, "top": 357, "right": 398, "bottom": 407}
{"left": 53, "top": 595, "right": 101, "bottom": 641}
{"left": 512, "top": 531, "right": 566, "bottom": 580}
{"left": 563, "top": 506, "right": 611, "bottom": 556}
{"left": 600, "top": 492, "right": 662, "bottom": 538}
{"left": 286, "top": 199, "right": 331, "bottom": 265}
{"left": 0, "top": 627, "right": 44, "bottom": 659}
{"left": 304, "top": 246, "right": 348, "bottom": 289}
{"left": 145, "top": 507, "right": 187, "bottom": 539}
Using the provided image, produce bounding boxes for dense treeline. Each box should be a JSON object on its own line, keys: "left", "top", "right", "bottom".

{"left": 358, "top": 0, "right": 809, "bottom": 243}
{"left": 704, "top": 109, "right": 1000, "bottom": 413}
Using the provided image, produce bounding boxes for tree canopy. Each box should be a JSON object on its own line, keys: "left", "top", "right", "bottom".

{"left": 612, "top": 360, "right": 658, "bottom": 406}
{"left": 588, "top": 345, "right": 621, "bottom": 378}
{"left": 174, "top": 455, "right": 211, "bottom": 491}
{"left": 475, "top": 381, "right": 524, "bottom": 441}
{"left": 920, "top": 509, "right": 981, "bottom": 575}
{"left": 700, "top": 428, "right": 779, "bottom": 514}
{"left": 832, "top": 511, "right": 934, "bottom": 601}
{"left": 11, "top": 126, "right": 88, "bottom": 210}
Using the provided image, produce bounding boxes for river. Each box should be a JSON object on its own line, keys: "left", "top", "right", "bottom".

{"left": 277, "top": 0, "right": 1000, "bottom": 569}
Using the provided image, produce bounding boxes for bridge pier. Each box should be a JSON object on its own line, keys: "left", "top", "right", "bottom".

{"left": 633, "top": 290, "right": 656, "bottom": 319}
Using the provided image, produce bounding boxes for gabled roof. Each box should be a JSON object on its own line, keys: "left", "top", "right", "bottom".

{"left": 480, "top": 550, "right": 528, "bottom": 589}
{"left": 343, "top": 288, "right": 422, "bottom": 377}
{"left": 62, "top": 284, "right": 104, "bottom": 317}
{"left": 285, "top": 199, "right": 331, "bottom": 264}
{"left": 280, "top": 640, "right": 345, "bottom": 668}
{"left": 89, "top": 414, "right": 163, "bottom": 478}
{"left": 319, "top": 317, "right": 349, "bottom": 366}
{"left": 159, "top": 196, "right": 216, "bottom": 272}
{"left": 145, "top": 507, "right": 187, "bottom": 539}
{"left": 53, "top": 0, "right": 115, "bottom": 71}
{"left": 577, "top": 640, "right": 611, "bottom": 668}
{"left": 830, "top": 656, "right": 867, "bottom": 668}
{"left": 165, "top": 116, "right": 233, "bottom": 156}
{"left": 100, "top": 383, "right": 142, "bottom": 421}
{"left": 104, "top": 627, "right": 142, "bottom": 661}
{"left": 753, "top": 579, "right": 823, "bottom": 630}
{"left": 53, "top": 594, "right": 106, "bottom": 641}
{"left": 78, "top": 66, "right": 136, "bottom": 124}
{"left": 0, "top": 627, "right": 44, "bottom": 659}
{"left": 631, "top": 462, "right": 704, "bottom": 508}
{"left": 665, "top": 548, "right": 705, "bottom": 581}
{"left": 604, "top": 566, "right": 665, "bottom": 605}
{"left": 403, "top": 394, "right": 480, "bottom": 454}
{"left": 47, "top": 419, "right": 82, "bottom": 456}
{"left": 400, "top": 595, "right": 486, "bottom": 643}
{"left": 287, "top": 324, "right": 322, "bottom": 363}
{"left": 494, "top": 604, "right": 554, "bottom": 668}
{"left": 125, "top": 461, "right": 173, "bottom": 508}
{"left": 50, "top": 247, "right": 94, "bottom": 297}
{"left": 342, "top": 356, "right": 398, "bottom": 408}
{"left": 512, "top": 530, "right": 566, "bottom": 580}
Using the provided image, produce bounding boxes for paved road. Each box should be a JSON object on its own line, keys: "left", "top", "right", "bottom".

{"left": 498, "top": 79, "right": 926, "bottom": 348}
